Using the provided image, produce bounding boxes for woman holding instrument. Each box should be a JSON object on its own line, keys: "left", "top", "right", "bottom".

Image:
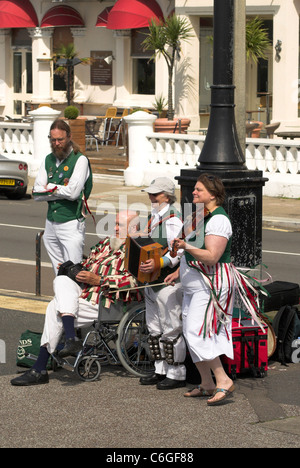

{"left": 166, "top": 173, "right": 236, "bottom": 405}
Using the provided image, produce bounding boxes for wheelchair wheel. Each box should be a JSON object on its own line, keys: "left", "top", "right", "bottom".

{"left": 116, "top": 304, "right": 154, "bottom": 378}
{"left": 75, "top": 356, "right": 101, "bottom": 382}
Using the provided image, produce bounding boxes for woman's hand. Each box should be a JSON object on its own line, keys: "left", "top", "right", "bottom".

{"left": 172, "top": 238, "right": 186, "bottom": 252}
{"left": 76, "top": 270, "right": 101, "bottom": 286}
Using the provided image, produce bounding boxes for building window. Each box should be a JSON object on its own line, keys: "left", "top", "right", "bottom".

{"left": 199, "top": 18, "right": 213, "bottom": 113}
{"left": 131, "top": 28, "right": 155, "bottom": 94}
{"left": 11, "top": 29, "right": 31, "bottom": 48}
{"left": 132, "top": 58, "right": 155, "bottom": 94}
{"left": 12, "top": 29, "right": 33, "bottom": 116}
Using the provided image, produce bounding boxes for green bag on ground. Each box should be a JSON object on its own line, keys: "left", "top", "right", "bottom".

{"left": 16, "top": 329, "right": 51, "bottom": 369}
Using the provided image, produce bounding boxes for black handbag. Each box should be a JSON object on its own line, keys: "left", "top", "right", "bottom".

{"left": 58, "top": 260, "right": 87, "bottom": 287}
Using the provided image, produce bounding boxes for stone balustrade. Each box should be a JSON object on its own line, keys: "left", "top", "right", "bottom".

{"left": 0, "top": 121, "right": 34, "bottom": 159}
{"left": 1, "top": 110, "right": 300, "bottom": 197}
{"left": 145, "top": 132, "right": 300, "bottom": 198}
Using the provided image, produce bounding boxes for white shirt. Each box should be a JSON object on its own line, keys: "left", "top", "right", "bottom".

{"left": 149, "top": 204, "right": 183, "bottom": 268}
{"left": 33, "top": 148, "right": 90, "bottom": 202}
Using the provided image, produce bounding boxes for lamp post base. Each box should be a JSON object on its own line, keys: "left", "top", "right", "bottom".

{"left": 177, "top": 168, "right": 268, "bottom": 268}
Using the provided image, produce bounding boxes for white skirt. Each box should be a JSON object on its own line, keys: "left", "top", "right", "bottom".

{"left": 180, "top": 257, "right": 234, "bottom": 362}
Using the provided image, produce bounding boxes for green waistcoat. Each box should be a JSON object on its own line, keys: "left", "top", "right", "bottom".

{"left": 45, "top": 150, "right": 93, "bottom": 223}
{"left": 184, "top": 206, "right": 232, "bottom": 264}
{"left": 149, "top": 206, "right": 182, "bottom": 288}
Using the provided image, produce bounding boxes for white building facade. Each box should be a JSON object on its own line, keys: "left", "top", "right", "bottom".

{"left": 0, "top": 0, "right": 299, "bottom": 133}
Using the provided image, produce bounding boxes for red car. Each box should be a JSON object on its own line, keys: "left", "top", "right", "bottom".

{"left": 0, "top": 154, "right": 28, "bottom": 199}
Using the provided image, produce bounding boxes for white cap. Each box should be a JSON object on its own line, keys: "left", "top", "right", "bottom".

{"left": 142, "top": 177, "right": 175, "bottom": 195}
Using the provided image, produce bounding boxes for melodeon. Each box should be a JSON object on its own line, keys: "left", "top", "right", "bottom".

{"left": 125, "top": 236, "right": 163, "bottom": 283}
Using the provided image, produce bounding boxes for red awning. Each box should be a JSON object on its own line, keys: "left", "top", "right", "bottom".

{"left": 0, "top": 0, "right": 38, "bottom": 28}
{"left": 41, "top": 5, "right": 85, "bottom": 28}
{"left": 106, "top": 0, "right": 164, "bottom": 30}
{"left": 95, "top": 6, "right": 112, "bottom": 27}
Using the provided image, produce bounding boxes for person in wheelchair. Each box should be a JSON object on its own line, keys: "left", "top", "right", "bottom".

{"left": 139, "top": 177, "right": 186, "bottom": 390}
{"left": 11, "top": 210, "right": 142, "bottom": 387}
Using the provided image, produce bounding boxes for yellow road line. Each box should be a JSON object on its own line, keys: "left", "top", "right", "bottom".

{"left": 263, "top": 227, "right": 290, "bottom": 233}
{"left": 0, "top": 295, "right": 47, "bottom": 315}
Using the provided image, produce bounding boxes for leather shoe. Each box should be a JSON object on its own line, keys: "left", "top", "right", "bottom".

{"left": 11, "top": 369, "right": 49, "bottom": 386}
{"left": 157, "top": 377, "right": 186, "bottom": 390}
{"left": 58, "top": 338, "right": 83, "bottom": 358}
{"left": 139, "top": 373, "right": 166, "bottom": 385}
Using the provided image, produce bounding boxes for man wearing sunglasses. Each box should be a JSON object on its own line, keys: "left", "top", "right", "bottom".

{"left": 33, "top": 119, "right": 93, "bottom": 274}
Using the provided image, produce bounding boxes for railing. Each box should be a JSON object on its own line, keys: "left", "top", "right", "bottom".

{"left": 1, "top": 119, "right": 300, "bottom": 197}
{"left": 145, "top": 132, "right": 300, "bottom": 197}
{"left": 0, "top": 121, "right": 34, "bottom": 158}
{"left": 146, "top": 132, "right": 300, "bottom": 173}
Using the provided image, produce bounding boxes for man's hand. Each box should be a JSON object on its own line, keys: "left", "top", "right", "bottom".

{"left": 164, "top": 268, "right": 180, "bottom": 285}
{"left": 139, "top": 259, "right": 155, "bottom": 273}
{"left": 75, "top": 270, "right": 101, "bottom": 286}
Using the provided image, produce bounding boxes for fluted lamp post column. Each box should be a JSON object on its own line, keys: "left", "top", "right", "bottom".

{"left": 177, "top": 0, "right": 268, "bottom": 268}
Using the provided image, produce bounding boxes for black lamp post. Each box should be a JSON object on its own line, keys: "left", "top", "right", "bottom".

{"left": 177, "top": 0, "right": 268, "bottom": 268}
{"left": 196, "top": 0, "right": 245, "bottom": 171}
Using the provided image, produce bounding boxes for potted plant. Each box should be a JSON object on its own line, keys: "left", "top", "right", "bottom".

{"left": 152, "top": 94, "right": 168, "bottom": 118}
{"left": 64, "top": 105, "right": 86, "bottom": 150}
{"left": 64, "top": 105, "right": 79, "bottom": 120}
{"left": 142, "top": 14, "right": 193, "bottom": 133}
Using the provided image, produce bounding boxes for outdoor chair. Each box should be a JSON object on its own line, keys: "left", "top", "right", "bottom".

{"left": 265, "top": 122, "right": 280, "bottom": 139}
{"left": 85, "top": 119, "right": 101, "bottom": 151}
{"left": 97, "top": 106, "right": 118, "bottom": 145}
{"left": 115, "top": 108, "right": 130, "bottom": 146}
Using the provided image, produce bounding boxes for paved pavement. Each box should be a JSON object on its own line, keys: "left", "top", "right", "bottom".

{"left": 89, "top": 175, "right": 300, "bottom": 231}
{"left": 0, "top": 175, "right": 300, "bottom": 449}
{"left": 28, "top": 175, "right": 300, "bottom": 230}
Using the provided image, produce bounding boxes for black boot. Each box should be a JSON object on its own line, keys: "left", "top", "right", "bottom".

{"left": 139, "top": 373, "right": 165, "bottom": 385}
{"left": 58, "top": 338, "right": 83, "bottom": 358}
{"left": 157, "top": 377, "right": 186, "bottom": 390}
{"left": 11, "top": 369, "right": 49, "bottom": 387}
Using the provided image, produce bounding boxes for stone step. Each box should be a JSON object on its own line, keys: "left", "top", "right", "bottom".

{"left": 86, "top": 147, "right": 128, "bottom": 176}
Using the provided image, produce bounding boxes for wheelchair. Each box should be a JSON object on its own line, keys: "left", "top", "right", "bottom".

{"left": 27, "top": 292, "right": 154, "bottom": 382}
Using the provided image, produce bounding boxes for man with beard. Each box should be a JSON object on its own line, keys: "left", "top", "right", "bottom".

{"left": 33, "top": 119, "right": 93, "bottom": 273}
{"left": 11, "top": 210, "right": 142, "bottom": 386}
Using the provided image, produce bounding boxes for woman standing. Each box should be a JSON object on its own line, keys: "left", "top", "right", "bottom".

{"left": 167, "top": 173, "right": 236, "bottom": 405}
{"left": 139, "top": 177, "right": 186, "bottom": 389}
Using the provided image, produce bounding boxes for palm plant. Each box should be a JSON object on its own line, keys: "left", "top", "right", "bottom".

{"left": 152, "top": 94, "right": 168, "bottom": 117}
{"left": 246, "top": 17, "right": 271, "bottom": 63}
{"left": 142, "top": 14, "right": 194, "bottom": 121}
{"left": 52, "top": 43, "right": 92, "bottom": 105}
{"left": 207, "top": 16, "right": 271, "bottom": 63}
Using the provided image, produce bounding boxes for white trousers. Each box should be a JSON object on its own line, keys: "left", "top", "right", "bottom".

{"left": 41, "top": 276, "right": 98, "bottom": 354}
{"left": 145, "top": 283, "right": 186, "bottom": 381}
{"left": 182, "top": 288, "right": 234, "bottom": 362}
{"left": 43, "top": 218, "right": 86, "bottom": 274}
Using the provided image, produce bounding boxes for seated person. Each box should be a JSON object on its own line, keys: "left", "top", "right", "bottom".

{"left": 11, "top": 210, "right": 141, "bottom": 387}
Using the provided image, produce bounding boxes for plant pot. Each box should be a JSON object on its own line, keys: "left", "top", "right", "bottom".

{"left": 66, "top": 117, "right": 87, "bottom": 151}
{"left": 251, "top": 121, "right": 263, "bottom": 138}
{"left": 154, "top": 117, "right": 191, "bottom": 134}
